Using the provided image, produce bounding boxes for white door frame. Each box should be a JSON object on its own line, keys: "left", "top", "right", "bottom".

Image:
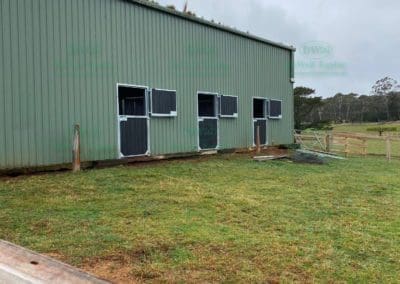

{"left": 252, "top": 97, "right": 269, "bottom": 146}
{"left": 197, "top": 91, "right": 220, "bottom": 151}
{"left": 116, "top": 83, "right": 150, "bottom": 158}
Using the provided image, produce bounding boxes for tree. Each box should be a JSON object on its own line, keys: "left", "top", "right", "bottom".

{"left": 372, "top": 77, "right": 400, "bottom": 121}
{"left": 372, "top": 77, "right": 399, "bottom": 96}
{"left": 294, "top": 87, "right": 323, "bottom": 130}
{"left": 388, "top": 91, "right": 400, "bottom": 121}
{"left": 317, "top": 93, "right": 359, "bottom": 123}
{"left": 293, "top": 77, "right": 400, "bottom": 128}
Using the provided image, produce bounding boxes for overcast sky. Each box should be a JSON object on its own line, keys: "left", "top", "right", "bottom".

{"left": 157, "top": 0, "right": 400, "bottom": 98}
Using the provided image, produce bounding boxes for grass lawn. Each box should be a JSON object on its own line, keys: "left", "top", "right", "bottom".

{"left": 1, "top": 154, "right": 399, "bottom": 282}
{"left": 332, "top": 121, "right": 400, "bottom": 134}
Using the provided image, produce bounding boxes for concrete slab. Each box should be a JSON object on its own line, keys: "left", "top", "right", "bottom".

{"left": 0, "top": 240, "right": 109, "bottom": 284}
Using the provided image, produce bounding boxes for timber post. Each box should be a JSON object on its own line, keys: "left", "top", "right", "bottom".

{"left": 362, "top": 138, "right": 367, "bottom": 157}
{"left": 344, "top": 137, "right": 349, "bottom": 158}
{"left": 72, "top": 124, "right": 81, "bottom": 172}
{"left": 386, "top": 134, "right": 391, "bottom": 161}
{"left": 325, "top": 133, "right": 331, "bottom": 152}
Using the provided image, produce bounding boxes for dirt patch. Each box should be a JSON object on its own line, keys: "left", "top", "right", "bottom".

{"left": 124, "top": 153, "right": 214, "bottom": 168}
{"left": 51, "top": 240, "right": 312, "bottom": 283}
{"left": 0, "top": 147, "right": 288, "bottom": 179}
{"left": 42, "top": 252, "right": 63, "bottom": 260}
{"left": 83, "top": 258, "right": 137, "bottom": 284}
{"left": 80, "top": 244, "right": 173, "bottom": 283}
{"left": 259, "top": 147, "right": 289, "bottom": 156}
{"left": 43, "top": 251, "right": 135, "bottom": 283}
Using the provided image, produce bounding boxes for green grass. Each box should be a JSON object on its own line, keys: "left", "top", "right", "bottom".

{"left": 333, "top": 121, "right": 400, "bottom": 134}
{"left": 1, "top": 155, "right": 400, "bottom": 282}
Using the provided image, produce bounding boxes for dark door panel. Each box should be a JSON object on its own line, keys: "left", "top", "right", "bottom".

{"left": 120, "top": 118, "right": 148, "bottom": 156}
{"left": 199, "top": 119, "right": 218, "bottom": 150}
{"left": 254, "top": 120, "right": 267, "bottom": 145}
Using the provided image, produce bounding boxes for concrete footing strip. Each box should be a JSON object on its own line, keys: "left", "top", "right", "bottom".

{"left": 0, "top": 240, "right": 109, "bottom": 284}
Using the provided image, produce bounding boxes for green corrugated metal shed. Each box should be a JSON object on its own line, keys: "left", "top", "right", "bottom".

{"left": 0, "top": 0, "right": 295, "bottom": 170}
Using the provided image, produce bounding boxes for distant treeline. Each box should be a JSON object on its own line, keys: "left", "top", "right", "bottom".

{"left": 295, "top": 77, "right": 400, "bottom": 130}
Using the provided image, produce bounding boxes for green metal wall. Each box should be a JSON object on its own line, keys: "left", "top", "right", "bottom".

{"left": 0, "top": 0, "right": 294, "bottom": 169}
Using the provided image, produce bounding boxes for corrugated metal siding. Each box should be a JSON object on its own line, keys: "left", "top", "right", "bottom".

{"left": 0, "top": 0, "right": 294, "bottom": 169}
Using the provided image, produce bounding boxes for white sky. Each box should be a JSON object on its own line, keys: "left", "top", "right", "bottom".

{"left": 157, "top": 0, "right": 400, "bottom": 97}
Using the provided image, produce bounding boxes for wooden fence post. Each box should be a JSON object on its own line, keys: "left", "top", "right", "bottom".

{"left": 72, "top": 124, "right": 80, "bottom": 172}
{"left": 386, "top": 135, "right": 391, "bottom": 161}
{"left": 325, "top": 133, "right": 331, "bottom": 152}
{"left": 362, "top": 138, "right": 367, "bottom": 157}
{"left": 256, "top": 125, "right": 261, "bottom": 154}
{"left": 344, "top": 137, "right": 349, "bottom": 157}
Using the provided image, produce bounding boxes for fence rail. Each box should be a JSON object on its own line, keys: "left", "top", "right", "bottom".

{"left": 294, "top": 131, "right": 400, "bottom": 160}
